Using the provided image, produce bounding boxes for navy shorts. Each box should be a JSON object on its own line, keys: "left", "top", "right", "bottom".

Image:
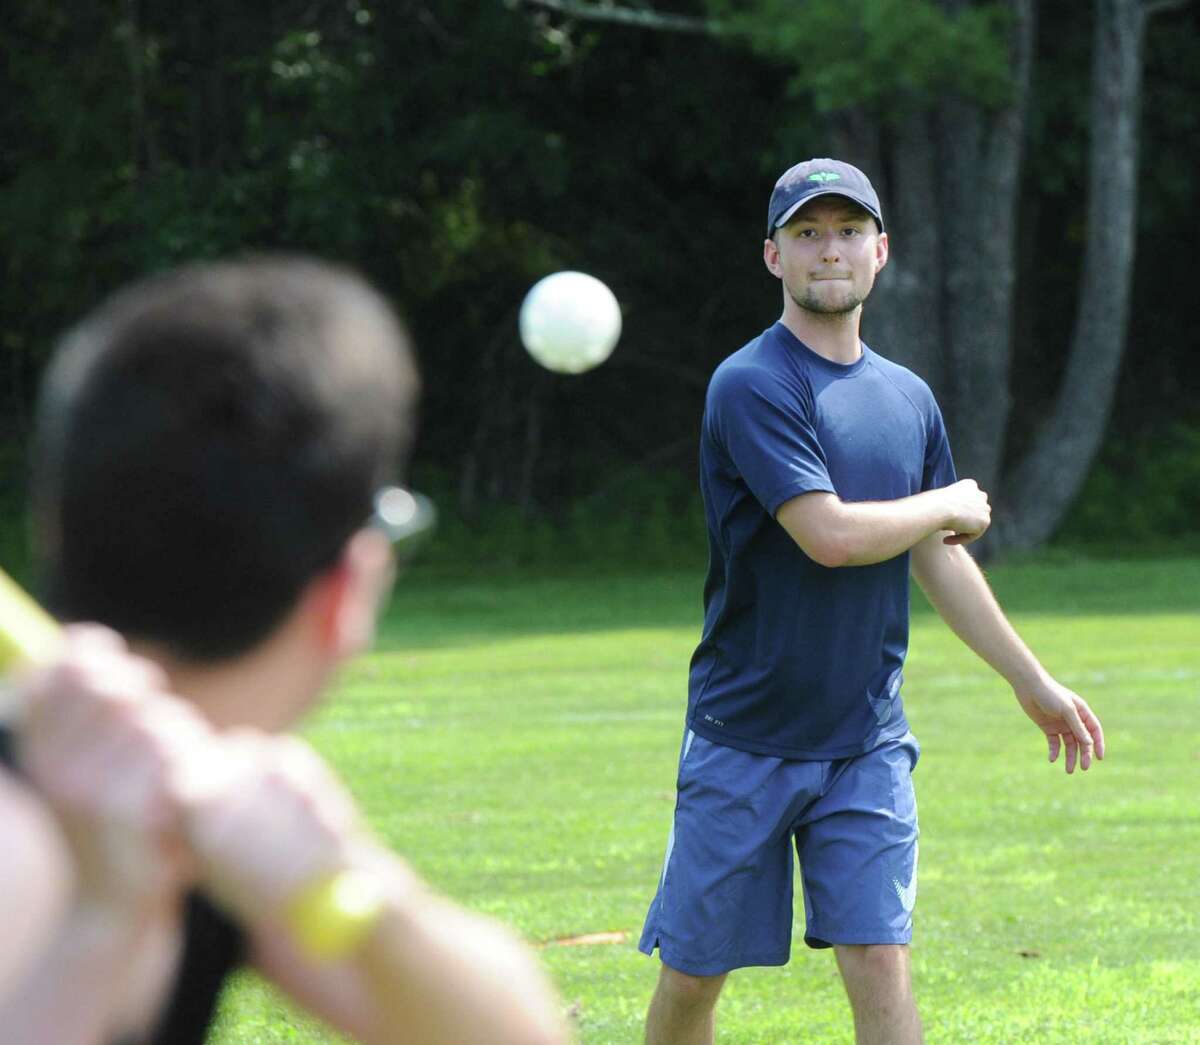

{"left": 639, "top": 729, "right": 921, "bottom": 976}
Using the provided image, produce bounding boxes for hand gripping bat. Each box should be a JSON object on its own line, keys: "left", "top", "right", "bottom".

{"left": 0, "top": 568, "right": 383, "bottom": 960}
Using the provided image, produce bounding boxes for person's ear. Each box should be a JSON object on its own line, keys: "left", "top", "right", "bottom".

{"left": 305, "top": 529, "right": 395, "bottom": 660}
{"left": 763, "top": 236, "right": 783, "bottom": 278}
{"left": 875, "top": 230, "right": 889, "bottom": 274}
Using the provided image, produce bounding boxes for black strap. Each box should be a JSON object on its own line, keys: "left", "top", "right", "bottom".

{"left": 0, "top": 723, "right": 18, "bottom": 772}
{"left": 141, "top": 892, "right": 247, "bottom": 1045}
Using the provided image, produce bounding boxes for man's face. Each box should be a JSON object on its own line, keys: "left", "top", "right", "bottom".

{"left": 763, "top": 197, "right": 888, "bottom": 316}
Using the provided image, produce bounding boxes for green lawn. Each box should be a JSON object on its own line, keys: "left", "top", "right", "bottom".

{"left": 211, "top": 558, "right": 1200, "bottom": 1044}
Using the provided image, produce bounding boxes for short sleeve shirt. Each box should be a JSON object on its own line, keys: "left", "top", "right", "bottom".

{"left": 687, "top": 322, "right": 957, "bottom": 760}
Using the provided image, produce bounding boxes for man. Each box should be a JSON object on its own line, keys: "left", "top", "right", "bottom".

{"left": 1, "top": 256, "right": 568, "bottom": 1044}
{"left": 638, "top": 159, "right": 1105, "bottom": 1045}
{"left": 0, "top": 765, "right": 71, "bottom": 999}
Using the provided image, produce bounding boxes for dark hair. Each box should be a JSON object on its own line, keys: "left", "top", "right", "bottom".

{"left": 33, "top": 256, "right": 419, "bottom": 662}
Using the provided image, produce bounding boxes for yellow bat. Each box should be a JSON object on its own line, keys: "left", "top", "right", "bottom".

{"left": 0, "top": 566, "right": 382, "bottom": 960}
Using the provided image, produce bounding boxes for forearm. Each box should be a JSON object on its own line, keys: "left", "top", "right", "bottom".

{"left": 912, "top": 535, "right": 1106, "bottom": 771}
{"left": 910, "top": 537, "right": 1048, "bottom": 690}
{"left": 0, "top": 903, "right": 154, "bottom": 1045}
{"left": 779, "top": 488, "right": 956, "bottom": 568}
{"left": 253, "top": 847, "right": 568, "bottom": 1045}
{"left": 358, "top": 871, "right": 567, "bottom": 1045}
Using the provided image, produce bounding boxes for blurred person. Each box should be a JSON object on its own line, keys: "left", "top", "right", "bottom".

{"left": 638, "top": 160, "right": 1106, "bottom": 1045}
{"left": 0, "top": 257, "right": 568, "bottom": 1045}
{"left": 0, "top": 763, "right": 72, "bottom": 1002}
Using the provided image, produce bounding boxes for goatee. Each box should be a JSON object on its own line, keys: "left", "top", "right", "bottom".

{"left": 788, "top": 287, "right": 865, "bottom": 316}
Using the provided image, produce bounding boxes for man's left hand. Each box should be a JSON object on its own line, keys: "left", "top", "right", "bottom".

{"left": 1013, "top": 679, "right": 1105, "bottom": 773}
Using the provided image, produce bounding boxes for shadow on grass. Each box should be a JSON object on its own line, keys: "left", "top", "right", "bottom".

{"left": 378, "top": 556, "right": 1200, "bottom": 652}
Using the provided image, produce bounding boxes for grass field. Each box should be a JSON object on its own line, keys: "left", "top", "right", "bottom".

{"left": 210, "top": 556, "right": 1200, "bottom": 1044}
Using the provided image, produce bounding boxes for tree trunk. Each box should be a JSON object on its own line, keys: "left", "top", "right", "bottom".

{"left": 848, "top": 1, "right": 1034, "bottom": 496}
{"left": 936, "top": 0, "right": 1034, "bottom": 498}
{"left": 865, "top": 112, "right": 947, "bottom": 403}
{"left": 992, "top": 0, "right": 1151, "bottom": 554}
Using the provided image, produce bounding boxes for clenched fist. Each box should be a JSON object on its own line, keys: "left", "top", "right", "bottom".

{"left": 938, "top": 479, "right": 991, "bottom": 545}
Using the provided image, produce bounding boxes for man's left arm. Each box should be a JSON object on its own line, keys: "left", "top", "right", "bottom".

{"left": 186, "top": 735, "right": 570, "bottom": 1045}
{"left": 909, "top": 534, "right": 1106, "bottom": 773}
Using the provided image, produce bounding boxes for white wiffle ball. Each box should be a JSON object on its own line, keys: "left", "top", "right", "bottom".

{"left": 518, "top": 271, "right": 622, "bottom": 374}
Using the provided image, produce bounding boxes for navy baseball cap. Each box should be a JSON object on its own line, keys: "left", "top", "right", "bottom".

{"left": 767, "top": 158, "right": 884, "bottom": 235}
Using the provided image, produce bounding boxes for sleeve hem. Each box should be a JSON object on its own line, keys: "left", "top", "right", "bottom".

{"left": 765, "top": 479, "right": 837, "bottom": 517}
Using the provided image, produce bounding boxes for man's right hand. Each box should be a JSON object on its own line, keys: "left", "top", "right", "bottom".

{"left": 938, "top": 479, "right": 991, "bottom": 545}
{"left": 20, "top": 625, "right": 206, "bottom": 912}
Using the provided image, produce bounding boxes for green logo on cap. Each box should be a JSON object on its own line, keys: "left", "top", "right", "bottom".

{"left": 808, "top": 172, "right": 841, "bottom": 184}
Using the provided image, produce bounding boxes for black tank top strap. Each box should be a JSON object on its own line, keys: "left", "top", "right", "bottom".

{"left": 142, "top": 892, "right": 248, "bottom": 1045}
{"left": 0, "top": 723, "right": 18, "bottom": 772}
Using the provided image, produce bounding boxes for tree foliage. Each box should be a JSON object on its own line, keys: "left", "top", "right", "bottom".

{"left": 1, "top": 0, "right": 1198, "bottom": 558}
{"left": 707, "top": 0, "right": 1015, "bottom": 113}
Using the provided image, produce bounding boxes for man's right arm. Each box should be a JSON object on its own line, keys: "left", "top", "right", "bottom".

{"left": 0, "top": 774, "right": 72, "bottom": 1004}
{"left": 775, "top": 479, "right": 991, "bottom": 568}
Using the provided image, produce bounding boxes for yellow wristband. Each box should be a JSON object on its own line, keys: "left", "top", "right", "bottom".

{"left": 285, "top": 868, "right": 386, "bottom": 960}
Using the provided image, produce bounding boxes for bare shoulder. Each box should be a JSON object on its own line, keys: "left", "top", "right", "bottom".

{"left": 0, "top": 770, "right": 68, "bottom": 879}
{"left": 0, "top": 771, "right": 72, "bottom": 995}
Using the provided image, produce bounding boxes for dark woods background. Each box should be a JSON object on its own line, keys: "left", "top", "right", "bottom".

{"left": 2, "top": 1, "right": 1197, "bottom": 572}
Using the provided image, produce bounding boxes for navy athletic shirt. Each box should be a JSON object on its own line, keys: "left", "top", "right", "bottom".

{"left": 687, "top": 322, "right": 957, "bottom": 760}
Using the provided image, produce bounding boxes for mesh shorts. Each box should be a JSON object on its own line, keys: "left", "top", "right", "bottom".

{"left": 639, "top": 728, "right": 920, "bottom": 976}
